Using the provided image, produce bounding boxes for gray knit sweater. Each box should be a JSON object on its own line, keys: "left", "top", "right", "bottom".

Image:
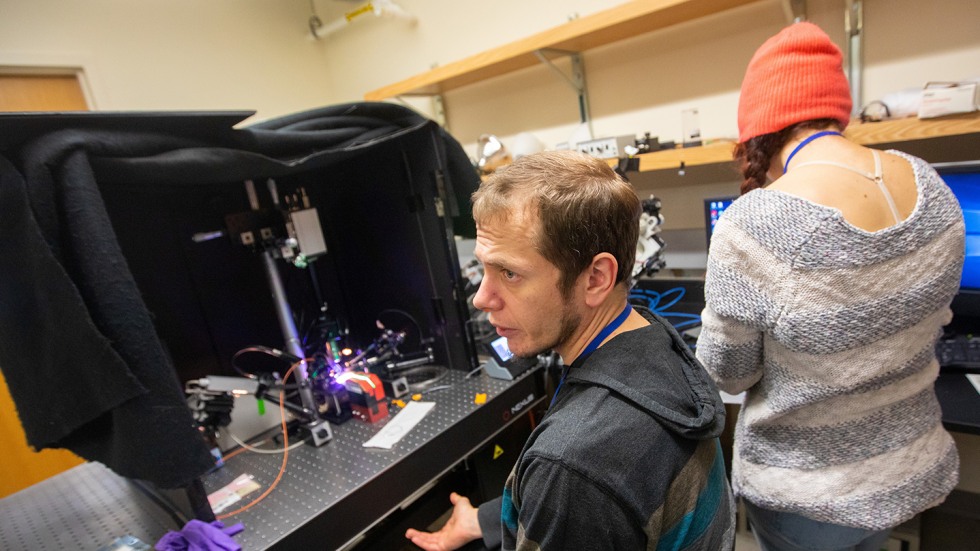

{"left": 696, "top": 150, "right": 964, "bottom": 530}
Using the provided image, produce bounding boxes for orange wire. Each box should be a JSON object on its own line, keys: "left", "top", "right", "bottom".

{"left": 527, "top": 409, "right": 538, "bottom": 430}
{"left": 216, "top": 360, "right": 304, "bottom": 520}
{"left": 221, "top": 445, "right": 248, "bottom": 461}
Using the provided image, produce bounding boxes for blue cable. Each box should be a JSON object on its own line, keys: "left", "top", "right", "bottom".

{"left": 629, "top": 286, "right": 702, "bottom": 331}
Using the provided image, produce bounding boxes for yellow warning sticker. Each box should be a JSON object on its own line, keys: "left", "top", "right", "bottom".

{"left": 493, "top": 445, "right": 504, "bottom": 460}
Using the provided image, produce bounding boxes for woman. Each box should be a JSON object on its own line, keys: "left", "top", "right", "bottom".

{"left": 696, "top": 21, "right": 964, "bottom": 551}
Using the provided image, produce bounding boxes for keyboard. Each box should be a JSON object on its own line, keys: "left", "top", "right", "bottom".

{"left": 936, "top": 335, "right": 980, "bottom": 371}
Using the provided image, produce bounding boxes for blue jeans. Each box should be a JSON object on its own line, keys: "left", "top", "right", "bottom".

{"left": 744, "top": 500, "right": 893, "bottom": 551}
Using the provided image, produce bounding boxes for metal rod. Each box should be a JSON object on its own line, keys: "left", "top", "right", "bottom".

{"left": 261, "top": 251, "right": 318, "bottom": 416}
{"left": 244, "top": 179, "right": 260, "bottom": 210}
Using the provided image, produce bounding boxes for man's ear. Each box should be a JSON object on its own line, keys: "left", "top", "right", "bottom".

{"left": 583, "top": 253, "right": 618, "bottom": 308}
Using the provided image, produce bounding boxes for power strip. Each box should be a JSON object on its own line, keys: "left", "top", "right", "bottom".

{"left": 575, "top": 135, "right": 635, "bottom": 159}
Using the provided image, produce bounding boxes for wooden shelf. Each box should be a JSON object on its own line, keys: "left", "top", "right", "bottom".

{"left": 845, "top": 111, "right": 980, "bottom": 145}
{"left": 630, "top": 141, "right": 735, "bottom": 172}
{"left": 364, "top": 0, "right": 762, "bottom": 101}
{"left": 364, "top": 0, "right": 980, "bottom": 174}
{"left": 623, "top": 111, "right": 980, "bottom": 173}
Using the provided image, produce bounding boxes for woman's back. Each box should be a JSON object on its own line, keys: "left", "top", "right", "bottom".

{"left": 697, "top": 151, "right": 964, "bottom": 530}
{"left": 706, "top": 20, "right": 965, "bottom": 548}
{"left": 769, "top": 140, "right": 918, "bottom": 232}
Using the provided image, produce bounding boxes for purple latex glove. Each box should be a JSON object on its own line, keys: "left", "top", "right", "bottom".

{"left": 155, "top": 519, "right": 245, "bottom": 551}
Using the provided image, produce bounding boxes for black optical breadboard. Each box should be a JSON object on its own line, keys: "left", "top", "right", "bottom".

{"left": 0, "top": 462, "right": 178, "bottom": 550}
{"left": 0, "top": 368, "right": 543, "bottom": 551}
{"left": 202, "top": 367, "right": 542, "bottom": 549}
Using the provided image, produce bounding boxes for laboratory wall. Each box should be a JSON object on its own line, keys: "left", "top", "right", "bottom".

{"left": 0, "top": 0, "right": 337, "bottom": 121}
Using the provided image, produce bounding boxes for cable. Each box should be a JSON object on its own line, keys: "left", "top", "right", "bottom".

{"left": 413, "top": 384, "right": 454, "bottom": 396}
{"left": 377, "top": 308, "right": 426, "bottom": 352}
{"left": 225, "top": 431, "right": 307, "bottom": 455}
{"left": 378, "top": 308, "right": 422, "bottom": 337}
{"left": 230, "top": 345, "right": 303, "bottom": 378}
{"left": 406, "top": 363, "right": 488, "bottom": 397}
{"left": 216, "top": 359, "right": 302, "bottom": 520}
{"left": 221, "top": 445, "right": 249, "bottom": 462}
{"left": 629, "top": 287, "right": 702, "bottom": 330}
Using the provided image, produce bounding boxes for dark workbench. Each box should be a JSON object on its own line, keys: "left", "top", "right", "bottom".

{"left": 0, "top": 367, "right": 545, "bottom": 550}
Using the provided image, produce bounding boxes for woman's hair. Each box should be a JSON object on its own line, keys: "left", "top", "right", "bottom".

{"left": 472, "top": 150, "right": 640, "bottom": 296}
{"left": 733, "top": 118, "right": 843, "bottom": 194}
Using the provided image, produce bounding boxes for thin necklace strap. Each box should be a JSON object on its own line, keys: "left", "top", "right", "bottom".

{"left": 782, "top": 131, "right": 843, "bottom": 174}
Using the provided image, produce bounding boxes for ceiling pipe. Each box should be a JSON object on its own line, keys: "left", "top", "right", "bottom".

{"left": 310, "top": 0, "right": 417, "bottom": 40}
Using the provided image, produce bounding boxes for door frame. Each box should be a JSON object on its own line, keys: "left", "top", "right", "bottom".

{"left": 0, "top": 51, "right": 102, "bottom": 109}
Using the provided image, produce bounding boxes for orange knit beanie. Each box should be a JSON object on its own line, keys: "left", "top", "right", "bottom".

{"left": 737, "top": 22, "right": 852, "bottom": 143}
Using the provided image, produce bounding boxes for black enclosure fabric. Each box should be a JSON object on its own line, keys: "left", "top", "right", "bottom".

{"left": 0, "top": 103, "right": 478, "bottom": 488}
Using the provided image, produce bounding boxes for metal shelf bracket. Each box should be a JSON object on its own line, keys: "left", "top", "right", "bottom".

{"left": 845, "top": 0, "right": 864, "bottom": 116}
{"left": 533, "top": 48, "right": 592, "bottom": 134}
{"left": 782, "top": 0, "right": 807, "bottom": 22}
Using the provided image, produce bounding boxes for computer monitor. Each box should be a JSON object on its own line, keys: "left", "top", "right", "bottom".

{"left": 489, "top": 336, "right": 515, "bottom": 364}
{"left": 483, "top": 336, "right": 536, "bottom": 381}
{"left": 935, "top": 160, "right": 980, "bottom": 320}
{"left": 703, "top": 196, "right": 738, "bottom": 251}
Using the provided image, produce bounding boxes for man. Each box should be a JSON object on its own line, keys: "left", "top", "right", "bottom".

{"left": 406, "top": 150, "right": 734, "bottom": 550}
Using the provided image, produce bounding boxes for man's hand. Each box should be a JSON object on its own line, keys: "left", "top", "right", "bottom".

{"left": 405, "top": 492, "right": 483, "bottom": 551}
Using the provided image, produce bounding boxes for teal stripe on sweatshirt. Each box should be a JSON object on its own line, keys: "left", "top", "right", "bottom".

{"left": 501, "top": 487, "right": 518, "bottom": 533}
{"left": 656, "top": 441, "right": 727, "bottom": 551}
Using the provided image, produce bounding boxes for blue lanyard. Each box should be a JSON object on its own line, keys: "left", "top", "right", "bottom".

{"left": 782, "top": 131, "right": 842, "bottom": 174}
{"left": 549, "top": 303, "right": 632, "bottom": 409}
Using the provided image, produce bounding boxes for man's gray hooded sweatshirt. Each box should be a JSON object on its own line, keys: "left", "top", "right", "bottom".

{"left": 477, "top": 308, "right": 735, "bottom": 550}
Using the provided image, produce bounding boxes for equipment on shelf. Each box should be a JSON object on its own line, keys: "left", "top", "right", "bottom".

{"left": 476, "top": 134, "right": 511, "bottom": 175}
{"left": 576, "top": 135, "right": 636, "bottom": 159}
{"left": 633, "top": 195, "right": 666, "bottom": 281}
